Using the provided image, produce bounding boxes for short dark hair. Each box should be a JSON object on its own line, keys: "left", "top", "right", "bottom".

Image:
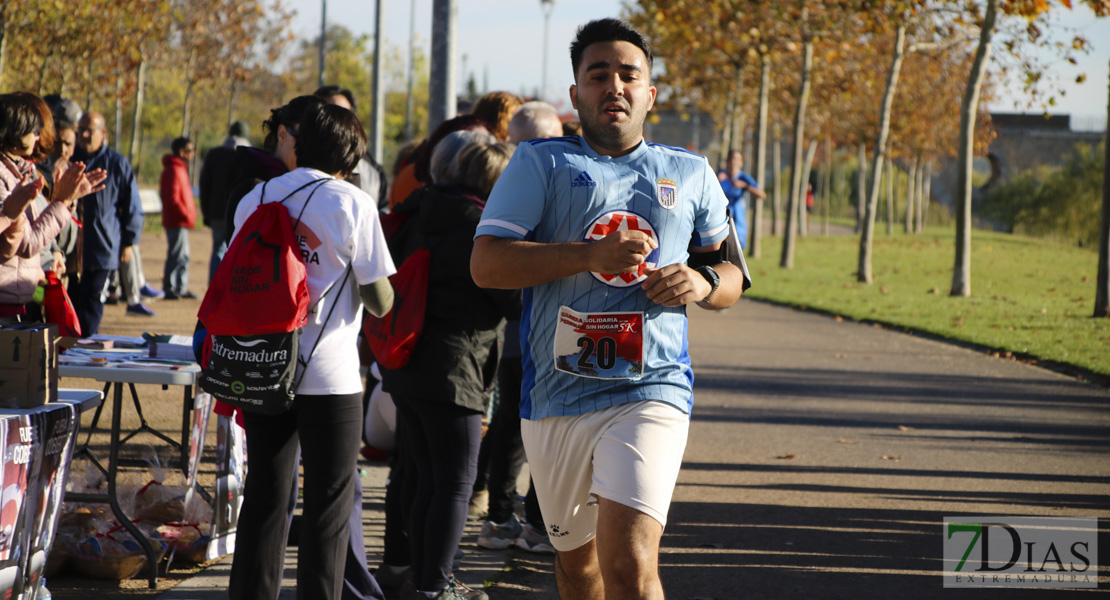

{"left": 171, "top": 136, "right": 192, "bottom": 154}
{"left": 228, "top": 120, "right": 249, "bottom": 138}
{"left": 0, "top": 92, "right": 45, "bottom": 154}
{"left": 294, "top": 103, "right": 366, "bottom": 177}
{"left": 261, "top": 95, "right": 325, "bottom": 153}
{"left": 314, "top": 85, "right": 358, "bottom": 113}
{"left": 569, "top": 18, "right": 653, "bottom": 79}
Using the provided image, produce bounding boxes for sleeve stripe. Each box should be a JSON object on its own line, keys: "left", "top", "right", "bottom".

{"left": 478, "top": 218, "right": 529, "bottom": 236}
{"left": 700, "top": 222, "right": 728, "bottom": 239}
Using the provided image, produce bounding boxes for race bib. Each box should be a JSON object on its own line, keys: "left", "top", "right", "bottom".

{"left": 553, "top": 306, "right": 644, "bottom": 379}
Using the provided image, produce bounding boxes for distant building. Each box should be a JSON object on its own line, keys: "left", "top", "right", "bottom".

{"left": 986, "top": 112, "right": 1104, "bottom": 181}
{"left": 931, "top": 112, "right": 1105, "bottom": 213}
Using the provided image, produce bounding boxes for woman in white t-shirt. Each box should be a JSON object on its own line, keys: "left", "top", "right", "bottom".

{"left": 227, "top": 102, "right": 396, "bottom": 600}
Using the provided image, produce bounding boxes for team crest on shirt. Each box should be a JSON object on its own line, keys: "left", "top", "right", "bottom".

{"left": 583, "top": 210, "right": 660, "bottom": 287}
{"left": 656, "top": 178, "right": 677, "bottom": 210}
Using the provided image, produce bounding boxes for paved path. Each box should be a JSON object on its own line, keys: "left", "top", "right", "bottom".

{"left": 152, "top": 298, "right": 1110, "bottom": 599}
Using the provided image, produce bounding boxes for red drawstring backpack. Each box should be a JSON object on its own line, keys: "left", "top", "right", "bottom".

{"left": 197, "top": 179, "right": 349, "bottom": 414}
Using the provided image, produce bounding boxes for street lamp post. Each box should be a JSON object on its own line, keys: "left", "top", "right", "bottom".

{"left": 540, "top": 0, "right": 554, "bottom": 101}
{"left": 318, "top": 0, "right": 327, "bottom": 87}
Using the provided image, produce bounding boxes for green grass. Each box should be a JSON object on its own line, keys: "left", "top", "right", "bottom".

{"left": 744, "top": 227, "right": 1110, "bottom": 378}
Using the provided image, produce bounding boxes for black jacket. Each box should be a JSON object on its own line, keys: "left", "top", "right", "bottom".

{"left": 381, "top": 185, "right": 520, "bottom": 413}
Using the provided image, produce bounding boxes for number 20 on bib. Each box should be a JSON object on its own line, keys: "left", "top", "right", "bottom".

{"left": 553, "top": 306, "right": 644, "bottom": 379}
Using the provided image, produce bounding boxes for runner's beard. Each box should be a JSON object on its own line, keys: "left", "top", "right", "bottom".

{"left": 582, "top": 104, "right": 643, "bottom": 152}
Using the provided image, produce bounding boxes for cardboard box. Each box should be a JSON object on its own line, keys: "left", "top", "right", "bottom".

{"left": 0, "top": 324, "right": 58, "bottom": 409}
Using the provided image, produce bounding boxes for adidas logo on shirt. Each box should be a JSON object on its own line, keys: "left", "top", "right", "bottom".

{"left": 571, "top": 172, "right": 597, "bottom": 187}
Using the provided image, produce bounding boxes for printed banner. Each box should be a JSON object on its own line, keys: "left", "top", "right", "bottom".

{"left": 209, "top": 414, "right": 246, "bottom": 559}
{"left": 0, "top": 414, "right": 32, "bottom": 596}
{"left": 23, "top": 403, "right": 77, "bottom": 599}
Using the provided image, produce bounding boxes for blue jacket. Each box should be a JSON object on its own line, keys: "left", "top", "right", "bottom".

{"left": 73, "top": 144, "right": 144, "bottom": 271}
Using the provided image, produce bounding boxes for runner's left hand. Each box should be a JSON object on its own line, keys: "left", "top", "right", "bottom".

{"left": 641, "top": 263, "right": 710, "bottom": 307}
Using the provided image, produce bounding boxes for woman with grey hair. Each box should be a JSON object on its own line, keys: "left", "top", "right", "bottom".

{"left": 428, "top": 129, "right": 496, "bottom": 185}
{"left": 378, "top": 132, "right": 517, "bottom": 600}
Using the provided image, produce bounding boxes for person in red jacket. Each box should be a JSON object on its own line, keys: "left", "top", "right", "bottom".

{"left": 159, "top": 137, "right": 197, "bottom": 299}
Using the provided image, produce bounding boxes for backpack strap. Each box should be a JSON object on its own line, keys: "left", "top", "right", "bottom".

{"left": 293, "top": 262, "right": 353, "bottom": 390}
{"left": 262, "top": 178, "right": 324, "bottom": 206}
{"left": 289, "top": 178, "right": 335, "bottom": 230}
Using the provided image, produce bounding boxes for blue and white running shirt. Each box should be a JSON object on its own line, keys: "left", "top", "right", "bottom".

{"left": 476, "top": 136, "right": 730, "bottom": 420}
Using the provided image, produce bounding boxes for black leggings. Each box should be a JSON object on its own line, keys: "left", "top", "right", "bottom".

{"left": 229, "top": 393, "right": 362, "bottom": 600}
{"left": 393, "top": 395, "right": 483, "bottom": 593}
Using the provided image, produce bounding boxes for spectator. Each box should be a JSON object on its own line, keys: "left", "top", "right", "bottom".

{"left": 380, "top": 131, "right": 518, "bottom": 600}
{"left": 71, "top": 110, "right": 145, "bottom": 334}
{"left": 227, "top": 102, "right": 395, "bottom": 600}
{"left": 469, "top": 91, "right": 523, "bottom": 142}
{"left": 117, "top": 243, "right": 164, "bottom": 316}
{"left": 561, "top": 119, "right": 582, "bottom": 136}
{"left": 199, "top": 120, "right": 251, "bottom": 282}
{"left": 717, "top": 149, "right": 765, "bottom": 249}
{"left": 507, "top": 101, "right": 563, "bottom": 144}
{"left": 33, "top": 96, "right": 80, "bottom": 283}
{"left": 219, "top": 96, "right": 391, "bottom": 600}
{"left": 314, "top": 85, "right": 390, "bottom": 212}
{"left": 159, "top": 136, "right": 197, "bottom": 299}
{"left": 387, "top": 114, "right": 491, "bottom": 211}
{"left": 471, "top": 18, "right": 748, "bottom": 599}
{"left": 0, "top": 92, "right": 104, "bottom": 322}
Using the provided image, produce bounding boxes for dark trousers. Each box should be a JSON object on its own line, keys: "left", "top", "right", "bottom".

{"left": 394, "top": 396, "right": 482, "bottom": 593}
{"left": 382, "top": 416, "right": 413, "bottom": 567}
{"left": 342, "top": 476, "right": 386, "bottom": 600}
{"left": 230, "top": 393, "right": 362, "bottom": 600}
{"left": 483, "top": 358, "right": 543, "bottom": 527}
{"left": 285, "top": 456, "right": 386, "bottom": 600}
{"left": 72, "top": 267, "right": 110, "bottom": 336}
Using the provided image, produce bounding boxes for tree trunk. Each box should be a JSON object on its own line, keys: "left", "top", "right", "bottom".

{"left": 114, "top": 76, "right": 123, "bottom": 152}
{"left": 822, "top": 136, "right": 832, "bottom": 235}
{"left": 1095, "top": 55, "right": 1110, "bottom": 317}
{"left": 856, "top": 143, "right": 866, "bottom": 233}
{"left": 129, "top": 58, "right": 146, "bottom": 166}
{"left": 751, "top": 51, "right": 771, "bottom": 259}
{"left": 886, "top": 154, "right": 895, "bottom": 235}
{"left": 85, "top": 62, "right": 96, "bottom": 116}
{"left": 858, "top": 24, "right": 906, "bottom": 283}
{"left": 0, "top": 19, "right": 7, "bottom": 90}
{"left": 922, "top": 161, "right": 932, "bottom": 231}
{"left": 905, "top": 157, "right": 917, "bottom": 233}
{"left": 914, "top": 155, "right": 925, "bottom": 233}
{"left": 181, "top": 49, "right": 196, "bottom": 137}
{"left": 798, "top": 139, "right": 817, "bottom": 237}
{"left": 952, "top": 0, "right": 999, "bottom": 297}
{"left": 835, "top": 159, "right": 847, "bottom": 223}
{"left": 720, "top": 88, "right": 735, "bottom": 167}
{"left": 36, "top": 48, "right": 54, "bottom": 94}
{"left": 227, "top": 79, "right": 239, "bottom": 128}
{"left": 781, "top": 19, "right": 813, "bottom": 269}
{"left": 772, "top": 124, "right": 782, "bottom": 235}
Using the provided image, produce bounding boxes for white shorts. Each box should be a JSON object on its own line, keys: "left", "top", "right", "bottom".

{"left": 521, "top": 400, "right": 690, "bottom": 552}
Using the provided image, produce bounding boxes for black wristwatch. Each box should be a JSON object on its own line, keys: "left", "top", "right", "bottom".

{"left": 694, "top": 265, "right": 720, "bottom": 301}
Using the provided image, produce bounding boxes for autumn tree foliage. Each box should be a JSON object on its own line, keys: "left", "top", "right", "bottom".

{"left": 0, "top": 0, "right": 291, "bottom": 174}
{"left": 631, "top": 0, "right": 795, "bottom": 261}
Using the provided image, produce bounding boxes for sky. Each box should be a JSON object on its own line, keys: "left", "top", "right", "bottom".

{"left": 284, "top": 0, "right": 1110, "bottom": 125}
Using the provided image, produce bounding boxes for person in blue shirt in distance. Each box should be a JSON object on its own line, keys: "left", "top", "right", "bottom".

{"left": 717, "top": 148, "right": 765, "bottom": 250}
